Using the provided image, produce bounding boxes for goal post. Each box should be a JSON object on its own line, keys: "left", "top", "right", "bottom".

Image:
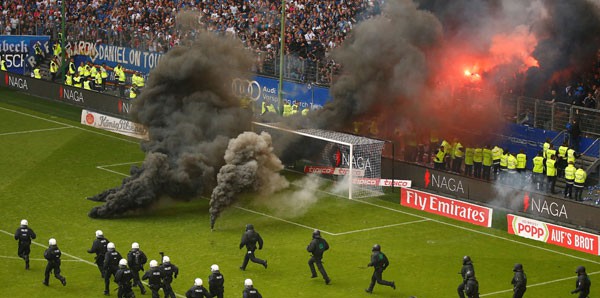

{"left": 252, "top": 122, "right": 386, "bottom": 199}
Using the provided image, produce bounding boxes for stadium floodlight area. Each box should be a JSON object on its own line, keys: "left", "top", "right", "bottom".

{"left": 252, "top": 122, "right": 386, "bottom": 199}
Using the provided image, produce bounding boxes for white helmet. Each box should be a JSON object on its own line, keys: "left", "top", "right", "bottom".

{"left": 49, "top": 238, "right": 57, "bottom": 246}
{"left": 194, "top": 278, "right": 203, "bottom": 286}
{"left": 107, "top": 242, "right": 115, "bottom": 250}
{"left": 244, "top": 279, "right": 253, "bottom": 287}
{"left": 95, "top": 230, "right": 103, "bottom": 237}
{"left": 20, "top": 219, "right": 28, "bottom": 226}
{"left": 119, "top": 259, "right": 128, "bottom": 267}
{"left": 149, "top": 260, "right": 158, "bottom": 268}
{"left": 211, "top": 264, "right": 219, "bottom": 272}
{"left": 131, "top": 242, "right": 139, "bottom": 249}
{"left": 162, "top": 256, "right": 170, "bottom": 263}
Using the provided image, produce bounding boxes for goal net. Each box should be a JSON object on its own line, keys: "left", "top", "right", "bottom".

{"left": 252, "top": 122, "right": 386, "bottom": 199}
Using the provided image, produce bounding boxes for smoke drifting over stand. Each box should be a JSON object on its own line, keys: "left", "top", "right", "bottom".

{"left": 209, "top": 131, "right": 289, "bottom": 229}
{"left": 88, "top": 30, "right": 254, "bottom": 218}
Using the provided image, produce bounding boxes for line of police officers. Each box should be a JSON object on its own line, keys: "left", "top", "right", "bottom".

{"left": 14, "top": 219, "right": 592, "bottom": 297}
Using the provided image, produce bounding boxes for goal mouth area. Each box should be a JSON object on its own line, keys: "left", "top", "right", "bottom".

{"left": 252, "top": 122, "right": 386, "bottom": 199}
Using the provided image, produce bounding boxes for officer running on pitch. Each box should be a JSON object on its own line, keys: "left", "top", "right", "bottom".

{"left": 365, "top": 244, "right": 396, "bottom": 294}
{"left": 160, "top": 255, "right": 179, "bottom": 298}
{"left": 239, "top": 224, "right": 267, "bottom": 270}
{"left": 307, "top": 229, "right": 330, "bottom": 285}
{"left": 208, "top": 264, "right": 224, "bottom": 298}
{"left": 511, "top": 263, "right": 527, "bottom": 298}
{"left": 43, "top": 238, "right": 67, "bottom": 287}
{"left": 14, "top": 219, "right": 36, "bottom": 269}
{"left": 127, "top": 242, "right": 147, "bottom": 295}
{"left": 114, "top": 258, "right": 135, "bottom": 298}
{"left": 104, "top": 242, "right": 123, "bottom": 296}
{"left": 465, "top": 270, "right": 479, "bottom": 298}
{"left": 458, "top": 256, "right": 475, "bottom": 298}
{"left": 87, "top": 230, "right": 109, "bottom": 278}
{"left": 143, "top": 260, "right": 164, "bottom": 298}
{"left": 243, "top": 279, "right": 262, "bottom": 298}
{"left": 571, "top": 266, "right": 591, "bottom": 298}
{"left": 186, "top": 278, "right": 212, "bottom": 298}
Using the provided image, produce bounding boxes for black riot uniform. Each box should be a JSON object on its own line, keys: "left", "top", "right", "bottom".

{"left": 365, "top": 244, "right": 396, "bottom": 293}
{"left": 307, "top": 229, "right": 330, "bottom": 284}
{"left": 465, "top": 270, "right": 479, "bottom": 298}
{"left": 87, "top": 233, "right": 109, "bottom": 278}
{"left": 208, "top": 267, "right": 224, "bottom": 298}
{"left": 571, "top": 266, "right": 591, "bottom": 298}
{"left": 115, "top": 262, "right": 135, "bottom": 298}
{"left": 511, "top": 263, "right": 527, "bottom": 298}
{"left": 242, "top": 285, "right": 262, "bottom": 298}
{"left": 43, "top": 240, "right": 67, "bottom": 286}
{"left": 14, "top": 220, "right": 36, "bottom": 269}
{"left": 127, "top": 245, "right": 147, "bottom": 294}
{"left": 186, "top": 282, "right": 212, "bottom": 298}
{"left": 160, "top": 257, "right": 179, "bottom": 298}
{"left": 458, "top": 256, "right": 475, "bottom": 298}
{"left": 104, "top": 245, "right": 123, "bottom": 295}
{"left": 143, "top": 263, "right": 164, "bottom": 298}
{"left": 239, "top": 224, "right": 267, "bottom": 270}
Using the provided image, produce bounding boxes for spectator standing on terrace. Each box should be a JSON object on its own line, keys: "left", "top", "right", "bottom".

{"left": 571, "top": 266, "right": 591, "bottom": 298}
{"left": 14, "top": 219, "right": 36, "bottom": 270}
{"left": 568, "top": 119, "right": 581, "bottom": 152}
{"left": 365, "top": 244, "right": 395, "bottom": 294}
{"left": 511, "top": 263, "right": 527, "bottom": 298}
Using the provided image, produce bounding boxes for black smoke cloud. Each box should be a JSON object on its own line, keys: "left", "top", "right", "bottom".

{"left": 88, "top": 29, "right": 254, "bottom": 218}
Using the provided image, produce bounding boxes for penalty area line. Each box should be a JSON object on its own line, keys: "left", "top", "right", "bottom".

{"left": 331, "top": 219, "right": 431, "bottom": 236}
{"left": 480, "top": 270, "right": 600, "bottom": 296}
{"left": 96, "top": 161, "right": 143, "bottom": 177}
{"left": 0, "top": 126, "right": 72, "bottom": 136}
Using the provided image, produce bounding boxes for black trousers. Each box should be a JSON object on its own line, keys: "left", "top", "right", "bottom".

{"left": 131, "top": 268, "right": 145, "bottom": 293}
{"left": 17, "top": 242, "right": 31, "bottom": 266}
{"left": 148, "top": 284, "right": 161, "bottom": 298}
{"left": 44, "top": 261, "right": 65, "bottom": 284}
{"left": 241, "top": 250, "right": 266, "bottom": 269}
{"left": 574, "top": 184, "right": 584, "bottom": 201}
{"left": 547, "top": 176, "right": 556, "bottom": 193}
{"left": 105, "top": 268, "right": 117, "bottom": 292}
{"left": 118, "top": 284, "right": 134, "bottom": 298}
{"left": 367, "top": 268, "right": 394, "bottom": 291}
{"left": 513, "top": 287, "right": 526, "bottom": 298}
{"left": 94, "top": 255, "right": 105, "bottom": 277}
{"left": 308, "top": 255, "right": 329, "bottom": 281}
{"left": 163, "top": 279, "right": 176, "bottom": 298}
{"left": 458, "top": 281, "right": 466, "bottom": 298}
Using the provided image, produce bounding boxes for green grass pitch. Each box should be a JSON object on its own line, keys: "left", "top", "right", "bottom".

{"left": 0, "top": 88, "right": 599, "bottom": 297}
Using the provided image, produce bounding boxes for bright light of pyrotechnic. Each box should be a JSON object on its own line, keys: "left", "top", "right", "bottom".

{"left": 464, "top": 69, "right": 481, "bottom": 82}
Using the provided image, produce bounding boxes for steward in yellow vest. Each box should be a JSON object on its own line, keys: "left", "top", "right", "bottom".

{"left": 50, "top": 58, "right": 58, "bottom": 82}
{"left": 482, "top": 145, "right": 493, "bottom": 180}
{"left": 491, "top": 146, "right": 503, "bottom": 179}
{"left": 33, "top": 66, "right": 42, "bottom": 79}
{"left": 516, "top": 150, "right": 527, "bottom": 173}
{"left": 473, "top": 147, "right": 483, "bottom": 178}
{"left": 83, "top": 78, "right": 92, "bottom": 90}
{"left": 65, "top": 73, "right": 72, "bottom": 86}
{"left": 532, "top": 151, "right": 545, "bottom": 191}
{"left": 563, "top": 161, "right": 576, "bottom": 199}
{"left": 433, "top": 146, "right": 446, "bottom": 170}
{"left": 73, "top": 74, "right": 82, "bottom": 88}
{"left": 1, "top": 56, "right": 6, "bottom": 71}
{"left": 574, "top": 167, "right": 587, "bottom": 201}
{"left": 546, "top": 155, "right": 557, "bottom": 194}
{"left": 464, "top": 147, "right": 474, "bottom": 177}
{"left": 452, "top": 141, "right": 464, "bottom": 173}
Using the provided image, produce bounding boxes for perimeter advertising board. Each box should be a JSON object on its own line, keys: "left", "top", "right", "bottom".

{"left": 507, "top": 214, "right": 600, "bottom": 255}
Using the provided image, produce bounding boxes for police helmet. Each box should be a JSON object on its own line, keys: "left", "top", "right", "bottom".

{"left": 107, "top": 242, "right": 115, "bottom": 250}
{"left": 119, "top": 259, "right": 128, "bottom": 267}
{"left": 513, "top": 263, "right": 523, "bottom": 272}
{"left": 576, "top": 266, "right": 586, "bottom": 274}
{"left": 372, "top": 244, "right": 381, "bottom": 252}
{"left": 466, "top": 270, "right": 474, "bottom": 278}
{"left": 163, "top": 256, "right": 170, "bottom": 263}
{"left": 211, "top": 264, "right": 219, "bottom": 272}
{"left": 132, "top": 242, "right": 139, "bottom": 249}
{"left": 244, "top": 278, "right": 253, "bottom": 287}
{"left": 95, "top": 230, "right": 103, "bottom": 237}
{"left": 463, "top": 255, "right": 472, "bottom": 264}
{"left": 49, "top": 238, "right": 57, "bottom": 246}
{"left": 194, "top": 278, "right": 203, "bottom": 286}
{"left": 149, "top": 260, "right": 158, "bottom": 268}
{"left": 246, "top": 224, "right": 254, "bottom": 231}
{"left": 21, "top": 219, "right": 28, "bottom": 226}
{"left": 313, "top": 229, "right": 321, "bottom": 238}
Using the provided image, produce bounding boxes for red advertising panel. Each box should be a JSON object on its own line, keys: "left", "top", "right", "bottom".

{"left": 507, "top": 214, "right": 600, "bottom": 255}
{"left": 401, "top": 188, "right": 493, "bottom": 227}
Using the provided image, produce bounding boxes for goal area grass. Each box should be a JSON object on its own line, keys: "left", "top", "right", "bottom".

{"left": 0, "top": 88, "right": 599, "bottom": 297}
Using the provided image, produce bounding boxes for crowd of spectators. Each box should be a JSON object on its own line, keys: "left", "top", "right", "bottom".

{"left": 1, "top": 0, "right": 383, "bottom": 85}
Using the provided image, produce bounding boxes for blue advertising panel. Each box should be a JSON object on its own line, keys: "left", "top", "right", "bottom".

{"left": 0, "top": 35, "right": 51, "bottom": 74}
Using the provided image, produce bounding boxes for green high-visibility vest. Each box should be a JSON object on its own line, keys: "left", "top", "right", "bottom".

{"left": 464, "top": 148, "right": 474, "bottom": 165}
{"left": 564, "top": 165, "right": 576, "bottom": 180}
{"left": 546, "top": 159, "right": 557, "bottom": 176}
{"left": 532, "top": 156, "right": 544, "bottom": 173}
{"left": 473, "top": 148, "right": 483, "bottom": 163}
{"left": 575, "top": 168, "right": 586, "bottom": 184}
{"left": 516, "top": 153, "right": 527, "bottom": 169}
{"left": 482, "top": 149, "right": 492, "bottom": 166}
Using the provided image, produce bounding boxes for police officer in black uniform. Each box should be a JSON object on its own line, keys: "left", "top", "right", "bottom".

{"left": 239, "top": 224, "right": 267, "bottom": 270}
{"left": 571, "top": 266, "right": 591, "bottom": 298}
{"left": 458, "top": 256, "right": 475, "bottom": 298}
{"left": 114, "top": 258, "right": 135, "bottom": 298}
{"left": 465, "top": 270, "right": 479, "bottom": 298}
{"left": 160, "top": 255, "right": 179, "bottom": 298}
{"left": 208, "top": 264, "right": 224, "bottom": 298}
{"left": 365, "top": 244, "right": 396, "bottom": 294}
{"left": 511, "top": 263, "right": 527, "bottom": 298}
{"left": 143, "top": 260, "right": 163, "bottom": 298}
{"left": 186, "top": 278, "right": 212, "bottom": 298}
{"left": 127, "top": 242, "right": 147, "bottom": 295}
{"left": 307, "top": 229, "right": 331, "bottom": 284}
{"left": 43, "top": 238, "right": 67, "bottom": 286}
{"left": 243, "top": 279, "right": 262, "bottom": 298}
{"left": 14, "top": 219, "right": 36, "bottom": 269}
{"left": 104, "top": 242, "right": 123, "bottom": 296}
{"left": 88, "top": 230, "right": 110, "bottom": 278}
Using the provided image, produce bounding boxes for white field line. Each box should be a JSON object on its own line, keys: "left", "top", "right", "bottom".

{"left": 480, "top": 270, "right": 600, "bottom": 296}
{"left": 0, "top": 106, "right": 139, "bottom": 144}
{"left": 233, "top": 206, "right": 336, "bottom": 235}
{"left": 0, "top": 229, "right": 186, "bottom": 297}
{"left": 0, "top": 255, "right": 81, "bottom": 262}
{"left": 96, "top": 162, "right": 142, "bottom": 177}
{"left": 331, "top": 219, "right": 430, "bottom": 236}
{"left": 0, "top": 126, "right": 72, "bottom": 136}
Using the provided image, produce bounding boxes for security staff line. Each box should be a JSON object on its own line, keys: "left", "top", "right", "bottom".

{"left": 0, "top": 126, "right": 72, "bottom": 137}
{"left": 480, "top": 270, "right": 600, "bottom": 297}
{"left": 0, "top": 229, "right": 187, "bottom": 298}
